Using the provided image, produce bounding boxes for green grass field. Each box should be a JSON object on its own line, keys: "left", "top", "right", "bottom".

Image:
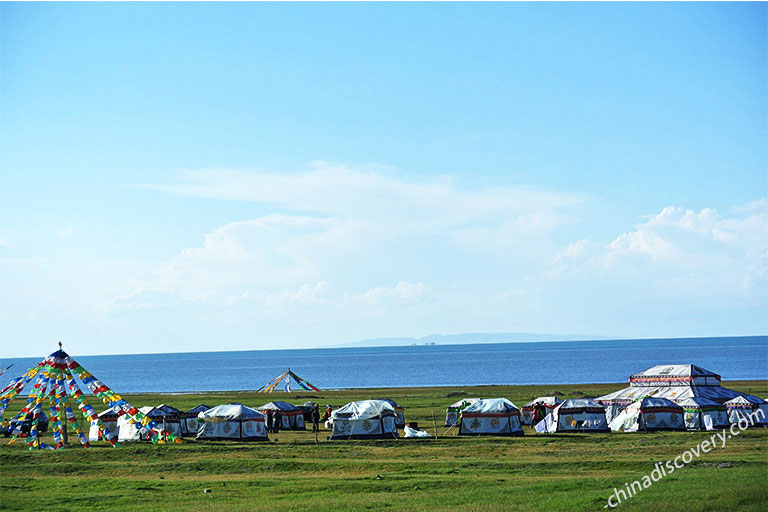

{"left": 1, "top": 381, "right": 766, "bottom": 511}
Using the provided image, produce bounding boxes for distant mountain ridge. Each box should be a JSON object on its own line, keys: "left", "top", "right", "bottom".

{"left": 335, "top": 332, "right": 612, "bottom": 348}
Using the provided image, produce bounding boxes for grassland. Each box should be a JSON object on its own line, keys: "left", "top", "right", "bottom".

{"left": 1, "top": 381, "right": 766, "bottom": 511}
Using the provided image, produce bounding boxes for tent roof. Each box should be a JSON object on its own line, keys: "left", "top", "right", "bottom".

{"left": 556, "top": 398, "right": 605, "bottom": 411}
{"left": 448, "top": 398, "right": 481, "bottom": 408}
{"left": 523, "top": 396, "right": 564, "bottom": 408}
{"left": 629, "top": 364, "right": 720, "bottom": 383}
{"left": 374, "top": 398, "right": 403, "bottom": 409}
{"left": 198, "top": 403, "right": 265, "bottom": 421}
{"left": 675, "top": 397, "right": 724, "bottom": 408}
{"left": 597, "top": 383, "right": 745, "bottom": 404}
{"left": 331, "top": 400, "right": 395, "bottom": 420}
{"left": 186, "top": 404, "right": 211, "bottom": 414}
{"left": 462, "top": 398, "right": 519, "bottom": 414}
{"left": 634, "top": 397, "right": 683, "bottom": 410}
{"left": 257, "top": 401, "right": 300, "bottom": 412}
{"left": 154, "top": 404, "right": 182, "bottom": 415}
{"left": 724, "top": 395, "right": 766, "bottom": 406}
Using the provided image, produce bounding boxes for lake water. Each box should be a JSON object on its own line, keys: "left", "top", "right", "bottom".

{"left": 1, "top": 336, "right": 765, "bottom": 393}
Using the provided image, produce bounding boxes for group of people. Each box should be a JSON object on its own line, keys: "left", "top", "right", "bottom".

{"left": 265, "top": 404, "right": 333, "bottom": 433}
{"left": 264, "top": 409, "right": 283, "bottom": 433}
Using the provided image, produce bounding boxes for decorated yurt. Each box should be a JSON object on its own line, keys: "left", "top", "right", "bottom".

{"left": 181, "top": 404, "right": 211, "bottom": 436}
{"left": 596, "top": 364, "right": 748, "bottom": 423}
{"left": 116, "top": 404, "right": 184, "bottom": 442}
{"left": 676, "top": 397, "right": 730, "bottom": 431}
{"left": 457, "top": 398, "right": 524, "bottom": 436}
{"left": 257, "top": 401, "right": 306, "bottom": 430}
{"left": 608, "top": 397, "right": 685, "bottom": 432}
{"left": 521, "top": 396, "right": 564, "bottom": 426}
{"left": 445, "top": 398, "right": 481, "bottom": 426}
{"left": 535, "top": 398, "right": 609, "bottom": 433}
{"left": 724, "top": 396, "right": 768, "bottom": 427}
{"left": 330, "top": 400, "right": 398, "bottom": 440}
{"left": 196, "top": 403, "right": 268, "bottom": 441}
{"left": 375, "top": 398, "right": 405, "bottom": 428}
{"left": 88, "top": 407, "right": 119, "bottom": 442}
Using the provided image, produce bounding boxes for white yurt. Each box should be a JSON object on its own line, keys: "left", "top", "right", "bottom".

{"left": 330, "top": 400, "right": 399, "bottom": 439}
{"left": 116, "top": 406, "right": 158, "bottom": 442}
{"left": 375, "top": 398, "right": 406, "bottom": 428}
{"left": 521, "top": 396, "right": 564, "bottom": 426}
{"left": 676, "top": 397, "right": 730, "bottom": 431}
{"left": 445, "top": 398, "right": 481, "bottom": 427}
{"left": 724, "top": 396, "right": 768, "bottom": 427}
{"left": 181, "top": 404, "right": 211, "bottom": 437}
{"left": 257, "top": 401, "right": 306, "bottom": 430}
{"left": 535, "top": 398, "right": 609, "bottom": 433}
{"left": 196, "top": 403, "right": 268, "bottom": 441}
{"left": 596, "top": 364, "right": 746, "bottom": 423}
{"left": 88, "top": 407, "right": 120, "bottom": 442}
{"left": 457, "top": 398, "right": 524, "bottom": 436}
{"left": 609, "top": 397, "right": 685, "bottom": 432}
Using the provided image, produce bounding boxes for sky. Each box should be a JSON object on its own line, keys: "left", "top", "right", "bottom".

{"left": 0, "top": 2, "right": 766, "bottom": 357}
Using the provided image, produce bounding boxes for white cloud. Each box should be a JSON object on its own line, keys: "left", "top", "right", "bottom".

{"left": 551, "top": 201, "right": 768, "bottom": 295}
{"left": 107, "top": 164, "right": 585, "bottom": 310}
{"left": 356, "top": 281, "right": 430, "bottom": 307}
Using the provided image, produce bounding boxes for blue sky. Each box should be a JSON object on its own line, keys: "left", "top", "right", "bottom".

{"left": 1, "top": 2, "right": 766, "bottom": 357}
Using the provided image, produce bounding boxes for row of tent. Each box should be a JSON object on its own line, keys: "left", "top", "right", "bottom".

{"left": 86, "top": 364, "right": 768, "bottom": 442}
{"left": 89, "top": 401, "right": 309, "bottom": 442}
{"left": 87, "top": 399, "right": 408, "bottom": 442}
{"left": 445, "top": 364, "right": 768, "bottom": 435}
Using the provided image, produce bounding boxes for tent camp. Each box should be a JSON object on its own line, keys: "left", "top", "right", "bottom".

{"left": 257, "top": 401, "right": 306, "bottom": 430}
{"left": 330, "top": 400, "right": 398, "bottom": 439}
{"left": 608, "top": 397, "right": 685, "bottom": 432}
{"left": 724, "top": 396, "right": 768, "bottom": 427}
{"left": 521, "top": 396, "right": 564, "bottom": 426}
{"left": 88, "top": 407, "right": 119, "bottom": 442}
{"left": 535, "top": 398, "right": 609, "bottom": 433}
{"left": 181, "top": 404, "right": 211, "bottom": 437}
{"left": 374, "top": 399, "right": 405, "bottom": 428}
{"left": 596, "top": 364, "right": 749, "bottom": 423}
{"left": 196, "top": 403, "right": 268, "bottom": 441}
{"left": 117, "top": 405, "right": 184, "bottom": 442}
{"left": 676, "top": 397, "right": 730, "bottom": 431}
{"left": 445, "top": 398, "right": 481, "bottom": 426}
{"left": 458, "top": 398, "right": 524, "bottom": 436}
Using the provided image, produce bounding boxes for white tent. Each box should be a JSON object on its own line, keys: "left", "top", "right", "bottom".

{"left": 117, "top": 406, "right": 157, "bottom": 442}
{"left": 181, "top": 404, "right": 211, "bottom": 436}
{"left": 521, "top": 396, "right": 564, "bottom": 426}
{"left": 609, "top": 397, "right": 685, "bottom": 432}
{"left": 676, "top": 397, "right": 730, "bottom": 431}
{"left": 375, "top": 398, "right": 405, "bottom": 428}
{"left": 115, "top": 405, "right": 185, "bottom": 442}
{"left": 330, "top": 400, "right": 398, "bottom": 439}
{"left": 445, "top": 398, "right": 481, "bottom": 427}
{"left": 196, "top": 403, "right": 268, "bottom": 441}
{"left": 257, "top": 401, "right": 306, "bottom": 430}
{"left": 88, "top": 407, "right": 119, "bottom": 442}
{"left": 724, "top": 396, "right": 768, "bottom": 427}
{"left": 596, "top": 364, "right": 748, "bottom": 423}
{"left": 458, "top": 398, "right": 524, "bottom": 436}
{"left": 535, "top": 398, "right": 609, "bottom": 433}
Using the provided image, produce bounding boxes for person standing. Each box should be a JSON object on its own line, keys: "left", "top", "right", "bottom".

{"left": 266, "top": 410, "right": 274, "bottom": 433}
{"left": 274, "top": 410, "right": 282, "bottom": 433}
{"left": 312, "top": 404, "right": 320, "bottom": 432}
